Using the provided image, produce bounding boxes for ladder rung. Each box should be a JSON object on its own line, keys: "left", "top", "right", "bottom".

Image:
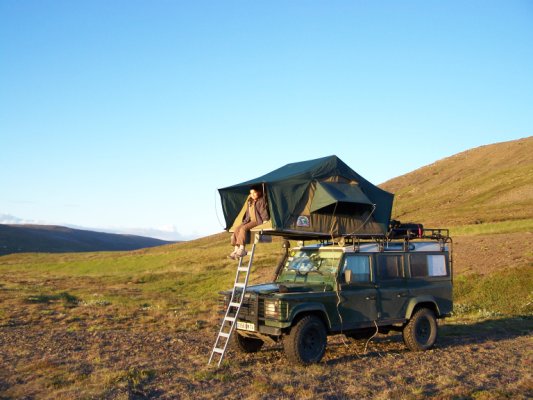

{"left": 209, "top": 244, "right": 256, "bottom": 366}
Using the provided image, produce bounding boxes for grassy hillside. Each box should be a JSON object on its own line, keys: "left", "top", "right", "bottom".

{"left": 380, "top": 136, "right": 533, "bottom": 230}
{"left": 0, "top": 233, "right": 283, "bottom": 323}
{"left": 0, "top": 224, "right": 175, "bottom": 255}
{"left": 0, "top": 230, "right": 530, "bottom": 325}
{"left": 377, "top": 136, "right": 533, "bottom": 316}
{"left": 1, "top": 138, "right": 532, "bottom": 398}
{"left": 0, "top": 232, "right": 531, "bottom": 399}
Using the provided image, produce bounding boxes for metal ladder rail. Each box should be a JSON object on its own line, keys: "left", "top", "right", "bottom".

{"left": 208, "top": 242, "right": 257, "bottom": 367}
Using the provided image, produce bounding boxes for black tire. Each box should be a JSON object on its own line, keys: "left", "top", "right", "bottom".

{"left": 234, "top": 332, "right": 264, "bottom": 353}
{"left": 283, "top": 315, "right": 327, "bottom": 365}
{"left": 402, "top": 308, "right": 438, "bottom": 351}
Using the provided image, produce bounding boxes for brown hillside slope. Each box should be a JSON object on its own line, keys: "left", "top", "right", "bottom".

{"left": 380, "top": 136, "right": 533, "bottom": 227}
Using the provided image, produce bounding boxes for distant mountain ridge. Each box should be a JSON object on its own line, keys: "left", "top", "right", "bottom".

{"left": 380, "top": 136, "right": 533, "bottom": 227}
{"left": 0, "top": 224, "right": 176, "bottom": 256}
{"left": 0, "top": 213, "right": 188, "bottom": 242}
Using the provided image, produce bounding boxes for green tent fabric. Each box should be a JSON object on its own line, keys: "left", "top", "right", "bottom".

{"left": 218, "top": 155, "right": 394, "bottom": 238}
{"left": 310, "top": 182, "right": 373, "bottom": 214}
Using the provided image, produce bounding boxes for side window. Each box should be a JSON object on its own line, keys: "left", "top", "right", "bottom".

{"left": 410, "top": 254, "right": 448, "bottom": 277}
{"left": 343, "top": 255, "right": 371, "bottom": 283}
{"left": 428, "top": 255, "right": 447, "bottom": 276}
{"left": 410, "top": 254, "right": 427, "bottom": 277}
{"left": 377, "top": 255, "right": 403, "bottom": 279}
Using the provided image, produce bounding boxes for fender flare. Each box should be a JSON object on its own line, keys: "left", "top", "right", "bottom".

{"left": 288, "top": 302, "right": 332, "bottom": 330}
{"left": 405, "top": 295, "right": 441, "bottom": 319}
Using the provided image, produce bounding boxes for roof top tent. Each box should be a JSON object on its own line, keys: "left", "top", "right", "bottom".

{"left": 218, "top": 155, "right": 394, "bottom": 240}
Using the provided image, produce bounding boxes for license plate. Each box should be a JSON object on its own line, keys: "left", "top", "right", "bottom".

{"left": 236, "top": 321, "right": 255, "bottom": 331}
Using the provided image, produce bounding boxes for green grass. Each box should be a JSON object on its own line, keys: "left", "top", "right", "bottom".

{"left": 1, "top": 231, "right": 532, "bottom": 399}
{"left": 2, "top": 231, "right": 531, "bottom": 323}
{"left": 453, "top": 265, "right": 533, "bottom": 316}
{"left": 113, "top": 367, "right": 156, "bottom": 392}
{"left": 26, "top": 292, "right": 79, "bottom": 306}
{"left": 0, "top": 233, "right": 283, "bottom": 321}
{"left": 450, "top": 219, "right": 533, "bottom": 236}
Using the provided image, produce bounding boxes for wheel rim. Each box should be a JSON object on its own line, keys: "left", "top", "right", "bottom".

{"left": 416, "top": 317, "right": 431, "bottom": 344}
{"left": 301, "top": 325, "right": 323, "bottom": 359}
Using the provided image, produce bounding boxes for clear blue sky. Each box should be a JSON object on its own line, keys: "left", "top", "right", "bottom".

{"left": 1, "top": 1, "right": 532, "bottom": 240}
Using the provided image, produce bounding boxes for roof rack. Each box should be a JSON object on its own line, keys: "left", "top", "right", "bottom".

{"left": 251, "top": 222, "right": 451, "bottom": 244}
{"left": 419, "top": 228, "right": 450, "bottom": 241}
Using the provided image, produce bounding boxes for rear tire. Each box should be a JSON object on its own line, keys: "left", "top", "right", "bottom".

{"left": 283, "top": 315, "right": 327, "bottom": 365}
{"left": 402, "top": 308, "right": 438, "bottom": 351}
{"left": 234, "top": 332, "right": 264, "bottom": 353}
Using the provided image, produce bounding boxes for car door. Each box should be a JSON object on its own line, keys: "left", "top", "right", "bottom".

{"left": 338, "top": 254, "right": 378, "bottom": 329}
{"left": 375, "top": 253, "right": 409, "bottom": 322}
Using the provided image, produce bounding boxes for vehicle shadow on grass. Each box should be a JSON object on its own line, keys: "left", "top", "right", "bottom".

{"left": 324, "top": 316, "right": 532, "bottom": 365}
{"left": 232, "top": 316, "right": 532, "bottom": 367}
{"left": 235, "top": 335, "right": 406, "bottom": 367}
{"left": 438, "top": 315, "right": 532, "bottom": 347}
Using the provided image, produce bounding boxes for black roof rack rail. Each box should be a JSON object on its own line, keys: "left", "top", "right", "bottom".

{"left": 257, "top": 224, "right": 451, "bottom": 244}
{"left": 420, "top": 228, "right": 450, "bottom": 241}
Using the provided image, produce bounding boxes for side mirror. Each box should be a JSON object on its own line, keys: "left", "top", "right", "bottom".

{"left": 344, "top": 269, "right": 352, "bottom": 283}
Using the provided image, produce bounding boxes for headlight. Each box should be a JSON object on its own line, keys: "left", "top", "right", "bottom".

{"left": 264, "top": 299, "right": 280, "bottom": 319}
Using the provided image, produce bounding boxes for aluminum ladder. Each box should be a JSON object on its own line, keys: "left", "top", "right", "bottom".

{"left": 208, "top": 240, "right": 258, "bottom": 367}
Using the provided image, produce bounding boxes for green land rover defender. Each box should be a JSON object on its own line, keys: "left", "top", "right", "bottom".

{"left": 222, "top": 232, "right": 453, "bottom": 364}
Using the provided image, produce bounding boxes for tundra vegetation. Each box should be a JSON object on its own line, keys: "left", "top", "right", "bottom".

{"left": 1, "top": 138, "right": 532, "bottom": 399}
{"left": 1, "top": 231, "right": 531, "bottom": 399}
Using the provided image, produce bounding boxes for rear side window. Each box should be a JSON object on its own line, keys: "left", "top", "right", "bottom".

{"left": 377, "top": 255, "right": 403, "bottom": 279}
{"left": 343, "top": 255, "right": 371, "bottom": 283}
{"left": 410, "top": 254, "right": 448, "bottom": 277}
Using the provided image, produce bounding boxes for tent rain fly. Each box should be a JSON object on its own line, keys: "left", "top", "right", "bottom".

{"left": 218, "top": 155, "right": 394, "bottom": 239}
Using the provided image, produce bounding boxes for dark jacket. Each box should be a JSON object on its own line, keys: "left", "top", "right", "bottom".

{"left": 243, "top": 196, "right": 269, "bottom": 224}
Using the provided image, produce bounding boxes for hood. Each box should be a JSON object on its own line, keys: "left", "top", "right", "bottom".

{"left": 246, "top": 282, "right": 333, "bottom": 294}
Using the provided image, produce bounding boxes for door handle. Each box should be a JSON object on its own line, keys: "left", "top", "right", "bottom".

{"left": 397, "top": 292, "right": 409, "bottom": 298}
{"left": 365, "top": 296, "right": 376, "bottom": 300}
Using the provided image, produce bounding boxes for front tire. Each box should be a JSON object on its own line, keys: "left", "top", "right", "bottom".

{"left": 234, "top": 332, "right": 264, "bottom": 353}
{"left": 402, "top": 308, "right": 438, "bottom": 351}
{"left": 283, "top": 315, "right": 327, "bottom": 365}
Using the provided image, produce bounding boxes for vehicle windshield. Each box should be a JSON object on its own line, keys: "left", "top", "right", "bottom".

{"left": 276, "top": 249, "right": 342, "bottom": 284}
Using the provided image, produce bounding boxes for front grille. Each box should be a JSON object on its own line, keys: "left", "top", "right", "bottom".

{"left": 258, "top": 298, "right": 265, "bottom": 319}
{"left": 219, "top": 291, "right": 260, "bottom": 325}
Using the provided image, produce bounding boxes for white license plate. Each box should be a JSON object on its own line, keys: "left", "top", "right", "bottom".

{"left": 236, "top": 321, "right": 255, "bottom": 331}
